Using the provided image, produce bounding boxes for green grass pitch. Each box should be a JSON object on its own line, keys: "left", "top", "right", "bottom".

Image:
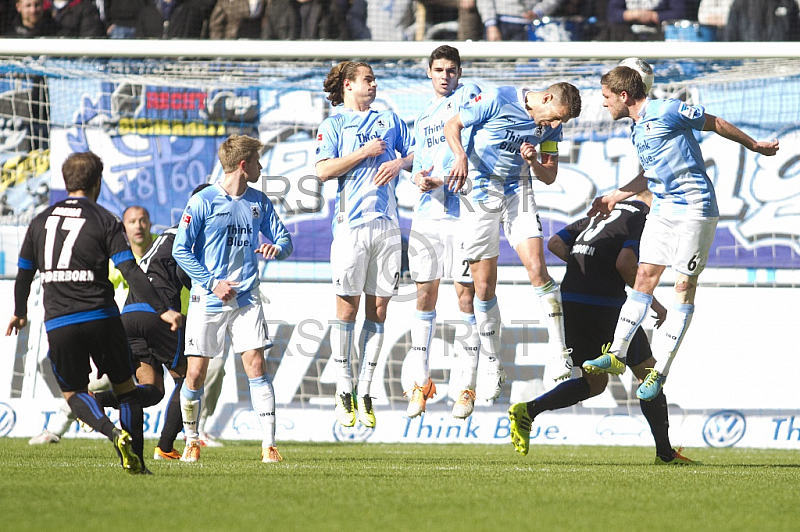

{"left": 1, "top": 439, "right": 799, "bottom": 532}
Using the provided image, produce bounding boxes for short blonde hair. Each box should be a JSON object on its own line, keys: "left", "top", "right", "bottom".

{"left": 218, "top": 134, "right": 264, "bottom": 173}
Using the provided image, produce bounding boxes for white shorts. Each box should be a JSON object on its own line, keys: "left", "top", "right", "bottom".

{"left": 461, "top": 181, "right": 543, "bottom": 261}
{"left": 407, "top": 217, "right": 473, "bottom": 284}
{"left": 330, "top": 217, "right": 401, "bottom": 297}
{"left": 185, "top": 301, "right": 271, "bottom": 357}
{"left": 639, "top": 215, "right": 718, "bottom": 276}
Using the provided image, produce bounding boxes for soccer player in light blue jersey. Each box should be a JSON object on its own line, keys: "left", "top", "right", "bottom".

{"left": 316, "top": 61, "right": 414, "bottom": 429}
{"left": 583, "top": 64, "right": 779, "bottom": 401}
{"left": 173, "top": 134, "right": 293, "bottom": 464}
{"left": 405, "top": 45, "right": 483, "bottom": 420}
{"left": 444, "top": 81, "right": 582, "bottom": 395}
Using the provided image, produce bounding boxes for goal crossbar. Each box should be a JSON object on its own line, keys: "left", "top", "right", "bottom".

{"left": 0, "top": 39, "right": 793, "bottom": 60}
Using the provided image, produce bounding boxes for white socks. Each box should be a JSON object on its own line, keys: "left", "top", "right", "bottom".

{"left": 474, "top": 296, "right": 503, "bottom": 370}
{"left": 180, "top": 384, "right": 203, "bottom": 441}
{"left": 357, "top": 320, "right": 384, "bottom": 397}
{"left": 331, "top": 321, "right": 355, "bottom": 394}
{"left": 654, "top": 303, "right": 695, "bottom": 376}
{"left": 534, "top": 279, "right": 567, "bottom": 353}
{"left": 249, "top": 375, "right": 276, "bottom": 448}
{"left": 457, "top": 313, "right": 480, "bottom": 390}
{"left": 611, "top": 290, "right": 653, "bottom": 361}
{"left": 409, "top": 310, "right": 436, "bottom": 386}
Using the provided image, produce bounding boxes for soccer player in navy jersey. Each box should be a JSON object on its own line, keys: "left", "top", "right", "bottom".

{"left": 443, "top": 80, "right": 582, "bottom": 397}
{"left": 7, "top": 151, "right": 183, "bottom": 474}
{"left": 173, "top": 134, "right": 293, "bottom": 464}
{"left": 508, "top": 192, "right": 700, "bottom": 464}
{"left": 316, "top": 60, "right": 414, "bottom": 429}
{"left": 405, "top": 45, "right": 482, "bottom": 420}
{"left": 92, "top": 206, "right": 192, "bottom": 461}
{"left": 35, "top": 205, "right": 191, "bottom": 460}
{"left": 582, "top": 66, "right": 779, "bottom": 400}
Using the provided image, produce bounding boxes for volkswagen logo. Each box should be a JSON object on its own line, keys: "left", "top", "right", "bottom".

{"left": 702, "top": 410, "right": 746, "bottom": 447}
{"left": 0, "top": 402, "right": 16, "bottom": 437}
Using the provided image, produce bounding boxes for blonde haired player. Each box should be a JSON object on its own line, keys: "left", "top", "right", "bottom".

{"left": 173, "top": 134, "right": 293, "bottom": 464}
{"left": 444, "top": 80, "right": 583, "bottom": 401}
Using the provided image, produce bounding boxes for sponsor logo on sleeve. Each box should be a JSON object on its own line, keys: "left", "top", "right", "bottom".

{"left": 679, "top": 104, "right": 698, "bottom": 119}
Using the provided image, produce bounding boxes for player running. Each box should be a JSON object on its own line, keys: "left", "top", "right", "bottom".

{"left": 91, "top": 206, "right": 192, "bottom": 460}
{"left": 7, "top": 151, "right": 182, "bottom": 474}
{"left": 508, "top": 191, "right": 700, "bottom": 465}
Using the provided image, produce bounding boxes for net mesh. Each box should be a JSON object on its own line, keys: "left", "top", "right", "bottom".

{"left": 2, "top": 54, "right": 798, "bottom": 413}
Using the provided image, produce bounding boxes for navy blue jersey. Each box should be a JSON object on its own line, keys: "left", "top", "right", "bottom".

{"left": 556, "top": 200, "right": 649, "bottom": 306}
{"left": 123, "top": 227, "right": 186, "bottom": 314}
{"left": 16, "top": 196, "right": 167, "bottom": 330}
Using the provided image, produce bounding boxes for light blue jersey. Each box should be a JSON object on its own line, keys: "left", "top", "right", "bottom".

{"left": 173, "top": 183, "right": 293, "bottom": 312}
{"left": 412, "top": 83, "right": 481, "bottom": 220}
{"left": 316, "top": 108, "right": 413, "bottom": 232}
{"left": 459, "top": 86, "right": 562, "bottom": 203}
{"left": 632, "top": 98, "right": 717, "bottom": 218}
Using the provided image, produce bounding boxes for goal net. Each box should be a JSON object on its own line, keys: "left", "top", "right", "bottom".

{"left": 1, "top": 44, "right": 797, "bottom": 444}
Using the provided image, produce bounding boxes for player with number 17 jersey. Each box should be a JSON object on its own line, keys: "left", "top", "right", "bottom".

{"left": 17, "top": 197, "right": 171, "bottom": 328}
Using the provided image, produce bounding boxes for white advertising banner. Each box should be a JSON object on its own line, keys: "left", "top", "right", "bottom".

{"left": 0, "top": 280, "right": 797, "bottom": 449}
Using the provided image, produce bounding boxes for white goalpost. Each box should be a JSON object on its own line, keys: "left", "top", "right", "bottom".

{"left": 0, "top": 39, "right": 794, "bottom": 59}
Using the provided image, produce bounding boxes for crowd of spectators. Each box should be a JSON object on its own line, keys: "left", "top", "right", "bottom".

{"left": 0, "top": 0, "right": 797, "bottom": 41}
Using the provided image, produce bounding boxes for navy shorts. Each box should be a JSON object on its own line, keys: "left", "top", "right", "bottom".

{"left": 564, "top": 300, "right": 652, "bottom": 368}
{"left": 47, "top": 317, "right": 135, "bottom": 392}
{"left": 121, "top": 311, "right": 186, "bottom": 372}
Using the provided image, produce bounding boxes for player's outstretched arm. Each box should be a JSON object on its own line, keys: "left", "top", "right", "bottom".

{"left": 703, "top": 114, "right": 780, "bottom": 155}
{"left": 117, "top": 257, "right": 175, "bottom": 318}
{"left": 588, "top": 170, "right": 648, "bottom": 217}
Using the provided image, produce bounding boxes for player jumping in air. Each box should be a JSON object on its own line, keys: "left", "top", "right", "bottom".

{"left": 316, "top": 61, "right": 414, "bottom": 429}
